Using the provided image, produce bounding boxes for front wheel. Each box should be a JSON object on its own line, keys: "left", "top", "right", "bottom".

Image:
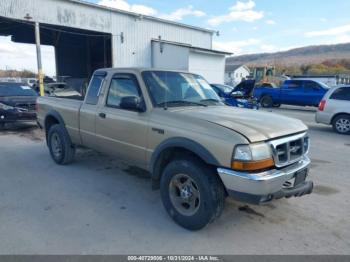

{"left": 48, "top": 124, "right": 76, "bottom": 164}
{"left": 160, "top": 157, "right": 225, "bottom": 230}
{"left": 332, "top": 115, "right": 350, "bottom": 134}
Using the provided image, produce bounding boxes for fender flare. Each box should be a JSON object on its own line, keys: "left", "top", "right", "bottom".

{"left": 150, "top": 137, "right": 220, "bottom": 181}
{"left": 44, "top": 110, "right": 65, "bottom": 130}
{"left": 44, "top": 110, "right": 67, "bottom": 145}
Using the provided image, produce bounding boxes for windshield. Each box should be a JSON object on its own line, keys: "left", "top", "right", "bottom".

{"left": 142, "top": 71, "right": 222, "bottom": 107}
{"left": 212, "top": 84, "right": 234, "bottom": 94}
{"left": 0, "top": 83, "right": 38, "bottom": 97}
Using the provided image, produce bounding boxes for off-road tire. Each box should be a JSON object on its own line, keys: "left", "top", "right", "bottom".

{"left": 160, "top": 157, "right": 225, "bottom": 230}
{"left": 332, "top": 114, "right": 350, "bottom": 135}
{"left": 48, "top": 124, "right": 76, "bottom": 164}
{"left": 260, "top": 95, "right": 273, "bottom": 108}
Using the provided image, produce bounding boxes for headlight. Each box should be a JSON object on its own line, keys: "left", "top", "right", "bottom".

{"left": 0, "top": 102, "right": 14, "bottom": 110}
{"left": 232, "top": 143, "right": 274, "bottom": 171}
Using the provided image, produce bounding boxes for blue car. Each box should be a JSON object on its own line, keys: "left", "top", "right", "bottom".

{"left": 211, "top": 80, "right": 259, "bottom": 109}
{"left": 254, "top": 80, "right": 329, "bottom": 108}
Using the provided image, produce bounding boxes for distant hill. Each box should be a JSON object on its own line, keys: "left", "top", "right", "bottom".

{"left": 226, "top": 43, "right": 350, "bottom": 66}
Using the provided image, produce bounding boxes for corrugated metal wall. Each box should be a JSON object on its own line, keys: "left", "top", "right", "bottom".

{"left": 0, "top": 0, "right": 213, "bottom": 68}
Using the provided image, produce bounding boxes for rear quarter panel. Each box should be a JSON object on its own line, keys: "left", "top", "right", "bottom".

{"left": 37, "top": 96, "right": 83, "bottom": 144}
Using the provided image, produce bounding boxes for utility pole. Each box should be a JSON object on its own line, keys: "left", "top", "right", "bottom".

{"left": 35, "top": 22, "right": 44, "bottom": 96}
{"left": 24, "top": 13, "right": 44, "bottom": 96}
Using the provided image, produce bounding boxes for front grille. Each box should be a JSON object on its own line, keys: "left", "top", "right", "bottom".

{"left": 270, "top": 133, "right": 309, "bottom": 168}
{"left": 15, "top": 103, "right": 36, "bottom": 111}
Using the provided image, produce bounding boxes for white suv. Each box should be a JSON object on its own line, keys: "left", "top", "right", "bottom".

{"left": 316, "top": 86, "right": 350, "bottom": 134}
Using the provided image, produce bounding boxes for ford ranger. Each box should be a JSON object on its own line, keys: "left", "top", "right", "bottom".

{"left": 37, "top": 68, "right": 313, "bottom": 230}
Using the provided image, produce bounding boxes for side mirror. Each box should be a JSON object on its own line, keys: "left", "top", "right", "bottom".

{"left": 120, "top": 96, "right": 145, "bottom": 112}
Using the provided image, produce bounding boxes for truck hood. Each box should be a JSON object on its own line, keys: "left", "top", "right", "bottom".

{"left": 170, "top": 106, "right": 307, "bottom": 142}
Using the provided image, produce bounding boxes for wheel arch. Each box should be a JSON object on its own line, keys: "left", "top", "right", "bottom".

{"left": 258, "top": 93, "right": 271, "bottom": 101}
{"left": 150, "top": 137, "right": 220, "bottom": 189}
{"left": 44, "top": 110, "right": 66, "bottom": 143}
{"left": 331, "top": 112, "right": 350, "bottom": 124}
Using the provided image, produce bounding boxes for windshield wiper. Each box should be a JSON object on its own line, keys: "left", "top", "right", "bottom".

{"left": 157, "top": 100, "right": 207, "bottom": 108}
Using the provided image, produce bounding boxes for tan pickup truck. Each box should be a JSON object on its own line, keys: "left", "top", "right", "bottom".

{"left": 37, "top": 68, "right": 313, "bottom": 230}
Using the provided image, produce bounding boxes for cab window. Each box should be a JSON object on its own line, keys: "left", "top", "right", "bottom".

{"left": 106, "top": 74, "right": 142, "bottom": 109}
{"left": 85, "top": 73, "right": 106, "bottom": 105}
{"left": 285, "top": 81, "right": 302, "bottom": 89}
{"left": 304, "top": 81, "right": 321, "bottom": 91}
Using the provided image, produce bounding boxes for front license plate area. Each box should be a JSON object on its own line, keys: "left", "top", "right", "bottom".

{"left": 294, "top": 169, "right": 308, "bottom": 186}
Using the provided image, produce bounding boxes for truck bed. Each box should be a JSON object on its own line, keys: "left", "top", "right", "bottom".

{"left": 37, "top": 96, "right": 83, "bottom": 144}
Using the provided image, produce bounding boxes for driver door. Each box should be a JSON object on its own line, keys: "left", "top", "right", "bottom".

{"left": 95, "top": 73, "right": 149, "bottom": 167}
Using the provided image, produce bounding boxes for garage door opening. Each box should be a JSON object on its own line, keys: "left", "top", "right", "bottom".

{"left": 0, "top": 16, "right": 112, "bottom": 91}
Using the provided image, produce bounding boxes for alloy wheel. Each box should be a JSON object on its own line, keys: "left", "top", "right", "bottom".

{"left": 169, "top": 173, "right": 201, "bottom": 216}
{"left": 336, "top": 118, "right": 350, "bottom": 133}
{"left": 51, "top": 133, "right": 63, "bottom": 159}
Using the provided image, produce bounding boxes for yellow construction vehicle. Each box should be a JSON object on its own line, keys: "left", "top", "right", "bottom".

{"left": 251, "top": 66, "right": 284, "bottom": 86}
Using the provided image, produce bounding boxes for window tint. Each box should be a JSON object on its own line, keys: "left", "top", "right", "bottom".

{"left": 330, "top": 87, "right": 350, "bottom": 101}
{"left": 85, "top": 74, "right": 105, "bottom": 105}
{"left": 285, "top": 81, "right": 302, "bottom": 89}
{"left": 304, "top": 81, "right": 320, "bottom": 90}
{"left": 106, "top": 75, "right": 141, "bottom": 109}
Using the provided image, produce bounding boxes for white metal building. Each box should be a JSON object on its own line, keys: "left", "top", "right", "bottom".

{"left": 224, "top": 64, "right": 250, "bottom": 86}
{"left": 0, "top": 0, "right": 230, "bottom": 84}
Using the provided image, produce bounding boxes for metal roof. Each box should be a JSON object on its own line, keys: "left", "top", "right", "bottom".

{"left": 290, "top": 74, "right": 350, "bottom": 78}
{"left": 152, "top": 39, "right": 232, "bottom": 56}
{"left": 66, "top": 0, "right": 216, "bottom": 34}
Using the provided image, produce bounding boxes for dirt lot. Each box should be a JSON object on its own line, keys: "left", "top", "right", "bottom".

{"left": 0, "top": 107, "right": 349, "bottom": 254}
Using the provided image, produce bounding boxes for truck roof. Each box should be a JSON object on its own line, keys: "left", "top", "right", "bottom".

{"left": 94, "top": 67, "right": 193, "bottom": 75}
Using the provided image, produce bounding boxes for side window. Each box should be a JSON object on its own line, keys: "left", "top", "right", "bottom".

{"left": 304, "top": 81, "right": 320, "bottom": 91}
{"left": 85, "top": 74, "right": 105, "bottom": 105}
{"left": 106, "top": 74, "right": 141, "bottom": 109}
{"left": 286, "top": 81, "right": 302, "bottom": 89}
{"left": 330, "top": 87, "right": 350, "bottom": 101}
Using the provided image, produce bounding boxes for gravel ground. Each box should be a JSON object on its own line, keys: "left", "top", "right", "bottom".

{"left": 0, "top": 107, "right": 349, "bottom": 255}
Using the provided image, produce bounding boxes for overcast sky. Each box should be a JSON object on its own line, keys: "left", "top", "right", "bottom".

{"left": 1, "top": 0, "right": 350, "bottom": 76}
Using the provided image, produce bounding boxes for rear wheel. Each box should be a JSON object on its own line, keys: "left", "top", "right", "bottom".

{"left": 332, "top": 115, "right": 350, "bottom": 134}
{"left": 48, "top": 124, "right": 76, "bottom": 164}
{"left": 260, "top": 95, "right": 273, "bottom": 108}
{"left": 160, "top": 157, "right": 225, "bottom": 230}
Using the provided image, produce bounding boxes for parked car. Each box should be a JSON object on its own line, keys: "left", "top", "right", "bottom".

{"left": 211, "top": 80, "right": 259, "bottom": 109}
{"left": 37, "top": 68, "right": 313, "bottom": 230}
{"left": 0, "top": 82, "right": 38, "bottom": 128}
{"left": 316, "top": 85, "right": 350, "bottom": 134}
{"left": 254, "top": 79, "right": 329, "bottom": 108}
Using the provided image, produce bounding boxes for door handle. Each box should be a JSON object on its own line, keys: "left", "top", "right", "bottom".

{"left": 99, "top": 112, "right": 106, "bottom": 119}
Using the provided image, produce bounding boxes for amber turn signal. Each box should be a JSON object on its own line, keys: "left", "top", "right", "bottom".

{"left": 231, "top": 158, "right": 275, "bottom": 171}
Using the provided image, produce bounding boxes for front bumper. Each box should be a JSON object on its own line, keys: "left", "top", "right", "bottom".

{"left": 217, "top": 156, "right": 313, "bottom": 204}
{"left": 0, "top": 110, "right": 36, "bottom": 123}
